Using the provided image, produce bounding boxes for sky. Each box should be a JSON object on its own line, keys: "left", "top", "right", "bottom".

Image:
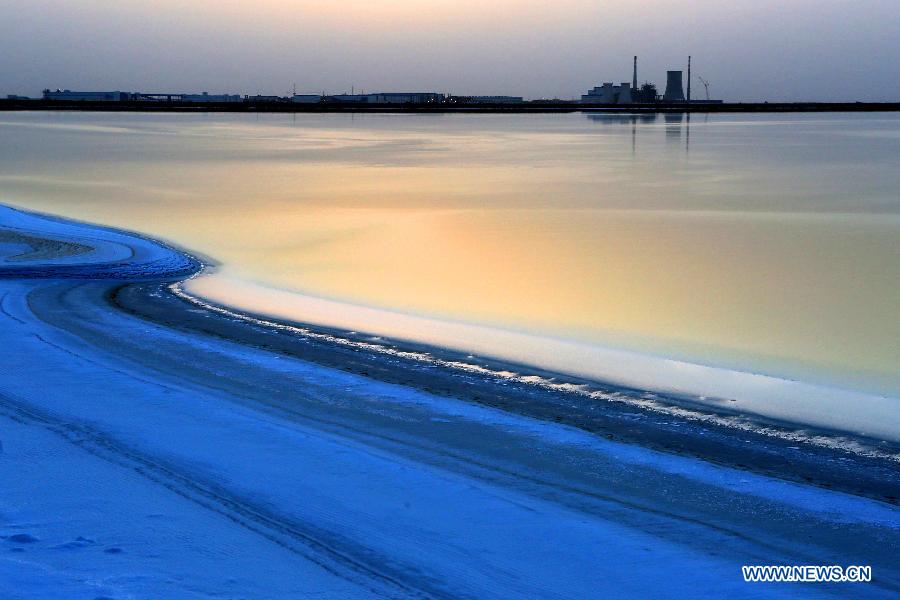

{"left": 1, "top": 0, "right": 899, "bottom": 101}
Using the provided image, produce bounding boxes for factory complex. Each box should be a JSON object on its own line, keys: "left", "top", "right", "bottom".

{"left": 33, "top": 58, "right": 720, "bottom": 107}
{"left": 39, "top": 89, "right": 525, "bottom": 105}
{"left": 9, "top": 58, "right": 893, "bottom": 111}
{"left": 581, "top": 56, "right": 721, "bottom": 104}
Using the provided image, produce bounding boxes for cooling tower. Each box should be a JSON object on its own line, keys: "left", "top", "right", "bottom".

{"left": 663, "top": 70, "right": 685, "bottom": 102}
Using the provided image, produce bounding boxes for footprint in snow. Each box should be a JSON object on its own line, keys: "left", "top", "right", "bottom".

{"left": 53, "top": 536, "right": 95, "bottom": 550}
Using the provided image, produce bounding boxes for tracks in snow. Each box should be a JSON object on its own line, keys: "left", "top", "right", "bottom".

{"left": 0, "top": 390, "right": 445, "bottom": 600}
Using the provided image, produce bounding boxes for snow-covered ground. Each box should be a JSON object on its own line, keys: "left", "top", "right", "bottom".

{"left": 0, "top": 205, "right": 897, "bottom": 598}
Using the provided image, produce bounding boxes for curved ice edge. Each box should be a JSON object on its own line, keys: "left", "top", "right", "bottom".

{"left": 0, "top": 205, "right": 203, "bottom": 280}
{"left": 3, "top": 203, "right": 898, "bottom": 462}
{"left": 183, "top": 275, "right": 900, "bottom": 445}
{"left": 171, "top": 280, "right": 900, "bottom": 464}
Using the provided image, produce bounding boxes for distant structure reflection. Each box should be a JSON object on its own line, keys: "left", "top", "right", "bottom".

{"left": 583, "top": 111, "right": 698, "bottom": 156}
{"left": 584, "top": 113, "right": 657, "bottom": 125}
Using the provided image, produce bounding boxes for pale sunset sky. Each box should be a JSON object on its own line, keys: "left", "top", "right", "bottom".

{"left": 2, "top": 0, "right": 898, "bottom": 100}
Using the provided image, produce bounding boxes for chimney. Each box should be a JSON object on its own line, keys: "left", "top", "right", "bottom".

{"left": 633, "top": 56, "right": 638, "bottom": 92}
{"left": 687, "top": 56, "right": 692, "bottom": 103}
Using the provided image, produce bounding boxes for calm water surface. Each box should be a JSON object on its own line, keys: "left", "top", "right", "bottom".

{"left": 1, "top": 111, "right": 898, "bottom": 402}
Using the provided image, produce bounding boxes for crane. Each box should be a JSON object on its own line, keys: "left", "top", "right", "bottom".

{"left": 698, "top": 77, "right": 711, "bottom": 101}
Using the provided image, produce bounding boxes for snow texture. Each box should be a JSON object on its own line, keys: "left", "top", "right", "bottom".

{"left": 0, "top": 205, "right": 897, "bottom": 598}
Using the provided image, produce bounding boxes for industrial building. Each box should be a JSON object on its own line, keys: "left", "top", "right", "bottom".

{"left": 581, "top": 83, "right": 634, "bottom": 104}
{"left": 581, "top": 57, "right": 653, "bottom": 104}
{"left": 130, "top": 92, "right": 242, "bottom": 102}
{"left": 369, "top": 92, "right": 443, "bottom": 104}
{"left": 459, "top": 96, "right": 524, "bottom": 104}
{"left": 181, "top": 92, "right": 242, "bottom": 103}
{"left": 246, "top": 95, "right": 288, "bottom": 103}
{"left": 323, "top": 94, "right": 367, "bottom": 103}
{"left": 39, "top": 89, "right": 449, "bottom": 105}
{"left": 43, "top": 89, "right": 245, "bottom": 102}
{"left": 321, "top": 92, "right": 444, "bottom": 104}
{"left": 33, "top": 76, "right": 719, "bottom": 107}
{"left": 43, "top": 89, "right": 133, "bottom": 102}
{"left": 580, "top": 56, "right": 717, "bottom": 104}
{"left": 295, "top": 93, "right": 521, "bottom": 105}
{"left": 291, "top": 94, "right": 322, "bottom": 104}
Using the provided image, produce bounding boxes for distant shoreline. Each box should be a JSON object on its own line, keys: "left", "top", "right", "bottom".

{"left": 2, "top": 98, "right": 900, "bottom": 113}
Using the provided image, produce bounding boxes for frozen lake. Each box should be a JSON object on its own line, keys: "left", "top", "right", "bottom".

{"left": 1, "top": 111, "right": 898, "bottom": 433}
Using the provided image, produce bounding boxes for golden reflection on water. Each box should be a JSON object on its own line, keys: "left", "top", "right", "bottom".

{"left": 218, "top": 205, "right": 898, "bottom": 388}
{"left": 1, "top": 112, "right": 898, "bottom": 393}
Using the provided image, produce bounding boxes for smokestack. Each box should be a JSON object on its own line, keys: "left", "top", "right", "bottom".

{"left": 633, "top": 56, "right": 638, "bottom": 92}
{"left": 687, "top": 56, "right": 691, "bottom": 103}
